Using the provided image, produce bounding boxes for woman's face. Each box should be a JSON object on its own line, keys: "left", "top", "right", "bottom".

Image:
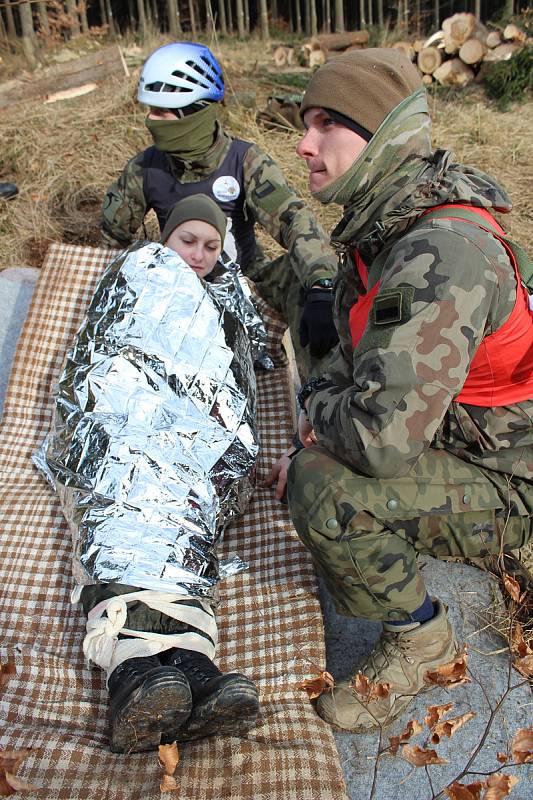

{"left": 165, "top": 219, "right": 222, "bottom": 278}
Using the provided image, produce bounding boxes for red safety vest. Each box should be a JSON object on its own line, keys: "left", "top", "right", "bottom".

{"left": 348, "top": 204, "right": 533, "bottom": 407}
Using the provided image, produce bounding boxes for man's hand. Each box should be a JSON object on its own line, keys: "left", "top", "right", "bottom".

{"left": 299, "top": 287, "right": 338, "bottom": 358}
{"left": 298, "top": 410, "right": 317, "bottom": 448}
{"left": 264, "top": 446, "right": 297, "bottom": 501}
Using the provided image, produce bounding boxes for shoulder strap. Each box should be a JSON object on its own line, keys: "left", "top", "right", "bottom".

{"left": 421, "top": 204, "right": 533, "bottom": 293}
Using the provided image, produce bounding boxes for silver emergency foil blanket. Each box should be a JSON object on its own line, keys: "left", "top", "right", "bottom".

{"left": 36, "top": 242, "right": 262, "bottom": 600}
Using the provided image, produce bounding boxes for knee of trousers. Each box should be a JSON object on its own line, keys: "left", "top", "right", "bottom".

{"left": 287, "top": 446, "right": 426, "bottom": 619}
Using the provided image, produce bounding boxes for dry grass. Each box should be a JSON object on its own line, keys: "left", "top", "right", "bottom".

{"left": 0, "top": 39, "right": 531, "bottom": 268}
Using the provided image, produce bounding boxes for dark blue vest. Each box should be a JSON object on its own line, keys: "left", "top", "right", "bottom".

{"left": 142, "top": 140, "right": 257, "bottom": 269}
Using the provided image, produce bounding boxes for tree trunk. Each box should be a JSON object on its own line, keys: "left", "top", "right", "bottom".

{"left": 65, "top": 0, "right": 81, "bottom": 36}
{"left": 368, "top": 0, "right": 373, "bottom": 27}
{"left": 359, "top": 0, "right": 366, "bottom": 27}
{"left": 334, "top": 0, "right": 344, "bottom": 33}
{"left": 218, "top": 0, "right": 227, "bottom": 34}
{"left": 377, "top": 0, "right": 383, "bottom": 27}
{"left": 106, "top": 0, "right": 116, "bottom": 33}
{"left": 243, "top": 0, "right": 249, "bottom": 34}
{"left": 235, "top": 0, "right": 244, "bottom": 37}
{"left": 271, "top": 0, "right": 277, "bottom": 25}
{"left": 168, "top": 0, "right": 182, "bottom": 35}
{"left": 323, "top": 0, "right": 331, "bottom": 33}
{"left": 295, "top": 0, "right": 302, "bottom": 34}
{"left": 259, "top": 0, "right": 269, "bottom": 40}
{"left": 136, "top": 0, "right": 147, "bottom": 36}
{"left": 4, "top": 2, "right": 17, "bottom": 40}
{"left": 79, "top": 1, "right": 89, "bottom": 33}
{"left": 474, "top": 0, "right": 481, "bottom": 19}
{"left": 310, "top": 0, "right": 317, "bottom": 35}
{"left": 37, "top": 2, "right": 50, "bottom": 35}
{"left": 503, "top": 1, "right": 514, "bottom": 18}
{"left": 188, "top": 0, "right": 197, "bottom": 37}
{"left": 226, "top": 0, "right": 233, "bottom": 32}
{"left": 434, "top": 0, "right": 439, "bottom": 30}
{"left": 18, "top": 0, "right": 37, "bottom": 66}
{"left": 99, "top": 0, "right": 108, "bottom": 26}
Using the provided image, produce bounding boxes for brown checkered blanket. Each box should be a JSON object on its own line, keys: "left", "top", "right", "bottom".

{"left": 0, "top": 244, "right": 347, "bottom": 800}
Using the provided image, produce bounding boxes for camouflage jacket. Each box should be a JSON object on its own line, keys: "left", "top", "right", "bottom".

{"left": 307, "top": 89, "right": 533, "bottom": 506}
{"left": 101, "top": 124, "right": 336, "bottom": 288}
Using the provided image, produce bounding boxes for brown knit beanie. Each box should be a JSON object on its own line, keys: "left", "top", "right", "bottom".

{"left": 301, "top": 48, "right": 423, "bottom": 136}
{"left": 161, "top": 194, "right": 227, "bottom": 245}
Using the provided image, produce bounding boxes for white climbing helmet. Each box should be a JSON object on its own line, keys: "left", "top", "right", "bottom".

{"left": 138, "top": 42, "right": 224, "bottom": 109}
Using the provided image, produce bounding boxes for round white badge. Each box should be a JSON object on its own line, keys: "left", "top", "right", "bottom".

{"left": 212, "top": 175, "right": 240, "bottom": 203}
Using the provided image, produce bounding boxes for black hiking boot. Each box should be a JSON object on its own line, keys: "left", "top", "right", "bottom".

{"left": 107, "top": 655, "right": 192, "bottom": 754}
{"left": 0, "top": 183, "right": 18, "bottom": 200}
{"left": 161, "top": 649, "right": 260, "bottom": 741}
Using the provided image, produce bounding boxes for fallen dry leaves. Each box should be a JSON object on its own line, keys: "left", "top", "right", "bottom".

{"left": 483, "top": 772, "right": 519, "bottom": 798}
{"left": 298, "top": 670, "right": 334, "bottom": 700}
{"left": 502, "top": 574, "right": 523, "bottom": 604}
{"left": 0, "top": 749, "right": 37, "bottom": 797}
{"left": 445, "top": 780, "right": 485, "bottom": 800}
{"left": 430, "top": 711, "right": 476, "bottom": 745}
{"left": 510, "top": 624, "right": 533, "bottom": 678}
{"left": 425, "top": 648, "right": 471, "bottom": 688}
{"left": 425, "top": 702, "right": 455, "bottom": 729}
{"left": 350, "top": 672, "right": 391, "bottom": 700}
{"left": 388, "top": 718, "right": 424, "bottom": 754}
{"left": 509, "top": 727, "right": 533, "bottom": 764}
{"left": 401, "top": 744, "right": 449, "bottom": 767}
{"left": 158, "top": 742, "right": 180, "bottom": 794}
{"left": 445, "top": 772, "right": 520, "bottom": 799}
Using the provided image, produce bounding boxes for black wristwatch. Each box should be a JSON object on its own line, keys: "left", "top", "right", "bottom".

{"left": 297, "top": 377, "right": 331, "bottom": 411}
{"left": 311, "top": 278, "right": 334, "bottom": 290}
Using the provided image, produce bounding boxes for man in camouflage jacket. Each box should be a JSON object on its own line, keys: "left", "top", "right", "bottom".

{"left": 101, "top": 42, "right": 338, "bottom": 379}
{"left": 285, "top": 48, "right": 533, "bottom": 732}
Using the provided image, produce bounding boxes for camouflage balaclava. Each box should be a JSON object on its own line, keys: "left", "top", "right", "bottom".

{"left": 161, "top": 194, "right": 227, "bottom": 245}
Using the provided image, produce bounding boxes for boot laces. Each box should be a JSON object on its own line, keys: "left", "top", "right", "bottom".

{"left": 362, "top": 629, "right": 416, "bottom": 681}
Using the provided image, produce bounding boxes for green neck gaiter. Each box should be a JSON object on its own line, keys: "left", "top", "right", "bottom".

{"left": 145, "top": 104, "right": 219, "bottom": 160}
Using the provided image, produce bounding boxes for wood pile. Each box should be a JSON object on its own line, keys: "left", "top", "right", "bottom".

{"left": 271, "top": 15, "right": 528, "bottom": 91}
{"left": 411, "top": 13, "right": 528, "bottom": 87}
{"left": 272, "top": 30, "right": 369, "bottom": 70}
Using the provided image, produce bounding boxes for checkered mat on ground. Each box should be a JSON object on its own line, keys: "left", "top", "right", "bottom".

{"left": 0, "top": 244, "right": 347, "bottom": 800}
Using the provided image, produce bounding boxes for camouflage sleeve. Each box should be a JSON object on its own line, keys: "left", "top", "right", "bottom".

{"left": 306, "top": 223, "right": 513, "bottom": 478}
{"left": 101, "top": 153, "right": 148, "bottom": 247}
{"left": 242, "top": 144, "right": 337, "bottom": 287}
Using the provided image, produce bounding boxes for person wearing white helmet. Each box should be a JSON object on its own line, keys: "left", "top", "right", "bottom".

{"left": 101, "top": 41, "right": 338, "bottom": 380}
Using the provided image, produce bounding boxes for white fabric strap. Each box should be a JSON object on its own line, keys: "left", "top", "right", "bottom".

{"left": 79, "top": 590, "right": 218, "bottom": 677}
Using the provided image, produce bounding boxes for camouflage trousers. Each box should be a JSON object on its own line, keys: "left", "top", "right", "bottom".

{"left": 246, "top": 253, "right": 333, "bottom": 381}
{"left": 287, "top": 444, "right": 532, "bottom": 622}
{"left": 80, "top": 583, "right": 212, "bottom": 636}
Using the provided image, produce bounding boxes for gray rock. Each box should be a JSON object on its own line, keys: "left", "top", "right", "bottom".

{"left": 320, "top": 556, "right": 532, "bottom": 799}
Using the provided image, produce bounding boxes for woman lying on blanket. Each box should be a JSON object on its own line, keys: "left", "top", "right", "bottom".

{"left": 40, "top": 195, "right": 261, "bottom": 754}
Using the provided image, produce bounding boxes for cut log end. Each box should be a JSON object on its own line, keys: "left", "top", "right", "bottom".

{"left": 433, "top": 58, "right": 475, "bottom": 87}
{"left": 417, "top": 46, "right": 443, "bottom": 74}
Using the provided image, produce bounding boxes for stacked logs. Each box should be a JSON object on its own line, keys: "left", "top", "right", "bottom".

{"left": 271, "top": 15, "right": 527, "bottom": 91}
{"left": 273, "top": 30, "right": 369, "bottom": 70}
{"left": 408, "top": 13, "right": 527, "bottom": 87}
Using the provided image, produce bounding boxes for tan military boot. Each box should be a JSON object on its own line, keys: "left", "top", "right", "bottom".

{"left": 317, "top": 599, "right": 458, "bottom": 732}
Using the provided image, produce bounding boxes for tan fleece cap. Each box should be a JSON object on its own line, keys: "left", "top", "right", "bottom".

{"left": 161, "top": 194, "right": 227, "bottom": 245}
{"left": 301, "top": 48, "right": 423, "bottom": 135}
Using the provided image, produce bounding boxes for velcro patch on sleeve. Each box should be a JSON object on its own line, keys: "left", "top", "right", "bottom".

{"left": 371, "top": 287, "right": 413, "bottom": 327}
{"left": 253, "top": 181, "right": 293, "bottom": 214}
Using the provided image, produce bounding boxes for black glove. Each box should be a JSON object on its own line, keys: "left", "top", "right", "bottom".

{"left": 299, "top": 288, "right": 338, "bottom": 359}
